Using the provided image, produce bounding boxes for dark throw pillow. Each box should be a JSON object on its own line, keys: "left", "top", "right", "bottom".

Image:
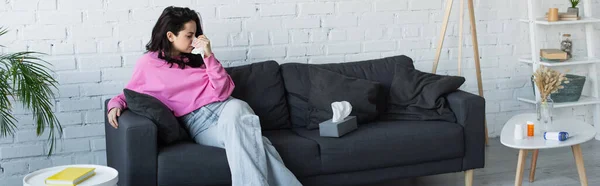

{"left": 307, "top": 66, "right": 381, "bottom": 130}
{"left": 384, "top": 65, "right": 465, "bottom": 122}
{"left": 123, "top": 89, "right": 189, "bottom": 145}
{"left": 225, "top": 61, "right": 291, "bottom": 130}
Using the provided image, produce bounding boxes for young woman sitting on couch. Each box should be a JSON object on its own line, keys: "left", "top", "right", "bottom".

{"left": 106, "top": 6, "right": 302, "bottom": 186}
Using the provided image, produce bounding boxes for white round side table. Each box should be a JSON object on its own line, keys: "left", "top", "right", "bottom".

{"left": 23, "top": 164, "right": 118, "bottom": 186}
{"left": 500, "top": 113, "right": 596, "bottom": 186}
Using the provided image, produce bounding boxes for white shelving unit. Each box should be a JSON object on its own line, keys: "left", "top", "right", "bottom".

{"left": 519, "top": 0, "right": 600, "bottom": 140}
{"left": 519, "top": 17, "right": 600, "bottom": 25}
{"left": 518, "top": 96, "right": 600, "bottom": 108}
{"left": 519, "top": 57, "right": 600, "bottom": 66}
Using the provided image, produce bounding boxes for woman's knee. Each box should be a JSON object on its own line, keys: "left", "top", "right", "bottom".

{"left": 219, "top": 98, "right": 260, "bottom": 128}
{"left": 225, "top": 98, "right": 254, "bottom": 114}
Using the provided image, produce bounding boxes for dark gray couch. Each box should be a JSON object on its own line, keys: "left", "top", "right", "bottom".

{"left": 104, "top": 55, "right": 485, "bottom": 186}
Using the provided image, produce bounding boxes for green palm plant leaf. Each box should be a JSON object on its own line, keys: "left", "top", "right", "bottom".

{"left": 0, "top": 27, "right": 61, "bottom": 156}
{"left": 571, "top": 0, "right": 580, "bottom": 8}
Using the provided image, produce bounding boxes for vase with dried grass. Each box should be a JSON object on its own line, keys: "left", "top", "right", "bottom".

{"left": 533, "top": 66, "right": 568, "bottom": 132}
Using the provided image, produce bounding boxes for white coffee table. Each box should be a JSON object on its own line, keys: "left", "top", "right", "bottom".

{"left": 23, "top": 164, "right": 118, "bottom": 186}
{"left": 500, "top": 113, "right": 596, "bottom": 186}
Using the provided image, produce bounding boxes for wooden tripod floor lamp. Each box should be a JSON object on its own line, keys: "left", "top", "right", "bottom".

{"left": 432, "top": 0, "right": 488, "bottom": 145}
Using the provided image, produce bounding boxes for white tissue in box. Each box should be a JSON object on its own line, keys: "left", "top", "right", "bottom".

{"left": 319, "top": 116, "right": 357, "bottom": 137}
{"left": 331, "top": 101, "right": 352, "bottom": 123}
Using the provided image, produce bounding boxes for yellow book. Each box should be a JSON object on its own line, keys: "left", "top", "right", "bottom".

{"left": 45, "top": 167, "right": 96, "bottom": 185}
{"left": 46, "top": 184, "right": 77, "bottom": 186}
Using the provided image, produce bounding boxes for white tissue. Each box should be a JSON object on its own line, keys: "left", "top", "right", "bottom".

{"left": 191, "top": 37, "right": 204, "bottom": 58}
{"left": 331, "top": 101, "right": 352, "bottom": 123}
{"left": 191, "top": 48, "right": 204, "bottom": 57}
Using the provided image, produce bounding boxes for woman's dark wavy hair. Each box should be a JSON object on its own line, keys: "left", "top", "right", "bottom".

{"left": 146, "top": 6, "right": 204, "bottom": 69}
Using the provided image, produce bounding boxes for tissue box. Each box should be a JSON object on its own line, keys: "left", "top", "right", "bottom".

{"left": 319, "top": 116, "right": 357, "bottom": 137}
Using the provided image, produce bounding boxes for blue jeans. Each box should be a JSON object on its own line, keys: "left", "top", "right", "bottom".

{"left": 181, "top": 97, "right": 302, "bottom": 186}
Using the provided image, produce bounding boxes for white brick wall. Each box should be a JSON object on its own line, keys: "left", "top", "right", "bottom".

{"left": 1, "top": 0, "right": 599, "bottom": 183}
{"left": 260, "top": 4, "right": 296, "bottom": 16}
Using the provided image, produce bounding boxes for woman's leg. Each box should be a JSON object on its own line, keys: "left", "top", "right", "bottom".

{"left": 180, "top": 99, "right": 228, "bottom": 148}
{"left": 262, "top": 136, "right": 303, "bottom": 186}
{"left": 217, "top": 99, "right": 302, "bottom": 186}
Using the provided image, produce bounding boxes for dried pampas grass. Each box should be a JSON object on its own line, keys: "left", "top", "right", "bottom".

{"left": 533, "top": 66, "right": 569, "bottom": 102}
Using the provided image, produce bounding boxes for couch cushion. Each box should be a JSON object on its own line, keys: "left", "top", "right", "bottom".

{"left": 281, "top": 55, "right": 414, "bottom": 128}
{"left": 263, "top": 130, "right": 322, "bottom": 177}
{"left": 292, "top": 120, "right": 464, "bottom": 174}
{"left": 307, "top": 66, "right": 382, "bottom": 129}
{"left": 158, "top": 130, "right": 322, "bottom": 186}
{"left": 225, "top": 61, "right": 291, "bottom": 130}
{"left": 158, "top": 142, "right": 231, "bottom": 186}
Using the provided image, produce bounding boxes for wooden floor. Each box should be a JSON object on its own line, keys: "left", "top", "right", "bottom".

{"left": 371, "top": 138, "right": 600, "bottom": 186}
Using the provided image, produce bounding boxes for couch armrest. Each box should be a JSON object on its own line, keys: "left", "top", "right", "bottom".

{"left": 446, "top": 90, "right": 485, "bottom": 170}
{"left": 105, "top": 100, "right": 158, "bottom": 186}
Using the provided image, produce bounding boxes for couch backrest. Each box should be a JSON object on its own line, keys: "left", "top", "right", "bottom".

{"left": 225, "top": 61, "right": 291, "bottom": 130}
{"left": 280, "top": 55, "right": 415, "bottom": 128}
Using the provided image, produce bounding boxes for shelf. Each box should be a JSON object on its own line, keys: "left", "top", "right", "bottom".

{"left": 519, "top": 17, "right": 600, "bottom": 25}
{"left": 517, "top": 95, "right": 600, "bottom": 108}
{"left": 519, "top": 57, "right": 600, "bottom": 66}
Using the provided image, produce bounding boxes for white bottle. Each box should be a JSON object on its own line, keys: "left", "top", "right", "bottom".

{"left": 514, "top": 123, "right": 524, "bottom": 140}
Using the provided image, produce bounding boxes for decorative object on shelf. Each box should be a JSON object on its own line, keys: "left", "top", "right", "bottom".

{"left": 545, "top": 12, "right": 580, "bottom": 21}
{"left": 550, "top": 74, "right": 585, "bottom": 102}
{"left": 533, "top": 66, "right": 568, "bottom": 132}
{"left": 561, "top": 34, "right": 573, "bottom": 59}
{"left": 548, "top": 8, "right": 560, "bottom": 22}
{"left": 531, "top": 74, "right": 584, "bottom": 103}
{"left": 540, "top": 49, "right": 568, "bottom": 62}
{"left": 569, "top": 0, "right": 580, "bottom": 17}
{"left": 431, "top": 0, "right": 489, "bottom": 145}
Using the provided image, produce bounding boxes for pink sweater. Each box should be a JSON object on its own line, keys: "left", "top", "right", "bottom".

{"left": 107, "top": 52, "right": 235, "bottom": 117}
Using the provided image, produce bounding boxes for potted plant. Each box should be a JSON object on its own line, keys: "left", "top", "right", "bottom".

{"left": 0, "top": 27, "right": 61, "bottom": 156}
{"left": 569, "top": 0, "right": 580, "bottom": 17}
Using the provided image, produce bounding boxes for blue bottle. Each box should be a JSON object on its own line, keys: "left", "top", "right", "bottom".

{"left": 544, "top": 132, "right": 569, "bottom": 141}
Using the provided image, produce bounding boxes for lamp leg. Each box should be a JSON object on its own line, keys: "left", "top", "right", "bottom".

{"left": 467, "top": 0, "right": 488, "bottom": 145}
{"left": 458, "top": 0, "right": 464, "bottom": 76}
{"left": 432, "top": 0, "right": 454, "bottom": 74}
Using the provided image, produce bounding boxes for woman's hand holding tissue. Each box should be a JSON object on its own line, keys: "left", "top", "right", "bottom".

{"left": 191, "top": 35, "right": 212, "bottom": 58}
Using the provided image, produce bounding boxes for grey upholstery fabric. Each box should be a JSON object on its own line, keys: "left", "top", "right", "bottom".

{"left": 262, "top": 130, "right": 322, "bottom": 177}
{"left": 293, "top": 120, "right": 464, "bottom": 174}
{"left": 154, "top": 130, "right": 322, "bottom": 186}
{"left": 157, "top": 142, "right": 231, "bottom": 186}
{"left": 225, "top": 61, "right": 291, "bottom": 130}
{"left": 306, "top": 66, "right": 382, "bottom": 129}
{"left": 446, "top": 90, "right": 486, "bottom": 170}
{"left": 299, "top": 158, "right": 463, "bottom": 186}
{"left": 104, "top": 100, "right": 158, "bottom": 186}
{"left": 281, "top": 55, "right": 414, "bottom": 128}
